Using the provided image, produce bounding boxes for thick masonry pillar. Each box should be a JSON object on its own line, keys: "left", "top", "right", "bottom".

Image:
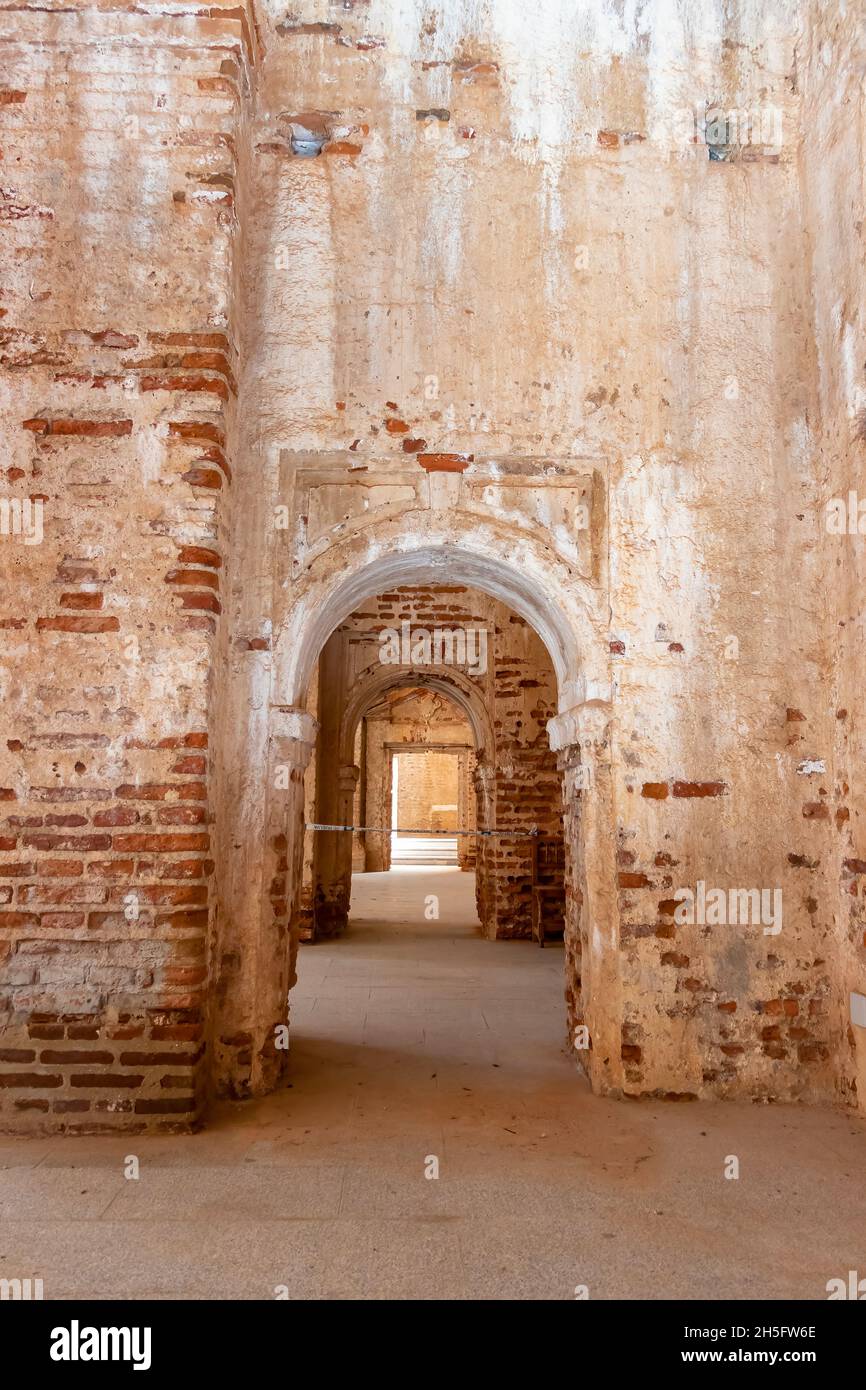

{"left": 473, "top": 760, "right": 496, "bottom": 936}
{"left": 474, "top": 759, "right": 496, "bottom": 824}
{"left": 311, "top": 759, "right": 358, "bottom": 937}
{"left": 214, "top": 707, "right": 317, "bottom": 1099}
{"left": 311, "top": 632, "right": 347, "bottom": 937}
{"left": 364, "top": 733, "right": 390, "bottom": 872}
{"left": 548, "top": 701, "right": 624, "bottom": 1096}
{"left": 456, "top": 748, "right": 475, "bottom": 869}
{"left": 333, "top": 762, "right": 360, "bottom": 927}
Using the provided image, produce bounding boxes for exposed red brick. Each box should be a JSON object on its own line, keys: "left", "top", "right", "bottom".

{"left": 141, "top": 375, "right": 228, "bottom": 401}
{"left": 22, "top": 834, "right": 111, "bottom": 851}
{"left": 181, "top": 467, "right": 223, "bottom": 489}
{"left": 323, "top": 140, "right": 362, "bottom": 156}
{"left": 178, "top": 591, "right": 221, "bottom": 613}
{"left": 165, "top": 568, "right": 220, "bottom": 590}
{"left": 176, "top": 546, "right": 222, "bottom": 568}
{"left": 171, "top": 755, "right": 207, "bottom": 775}
{"left": 36, "top": 616, "right": 119, "bottom": 634}
{"left": 40, "top": 912, "right": 86, "bottom": 929}
{"left": 661, "top": 951, "right": 690, "bottom": 967}
{"left": 0, "top": 911, "right": 40, "bottom": 927}
{"left": 23, "top": 418, "right": 132, "bottom": 437}
{"left": 415, "top": 453, "right": 473, "bottom": 473}
{"left": 59, "top": 593, "right": 103, "bottom": 610}
{"left": 112, "top": 833, "right": 210, "bottom": 852}
{"left": 92, "top": 807, "right": 138, "bottom": 827}
{"left": 167, "top": 421, "right": 225, "bottom": 447}
{"left": 157, "top": 807, "right": 207, "bottom": 825}
{"left": 115, "top": 783, "right": 206, "bottom": 803}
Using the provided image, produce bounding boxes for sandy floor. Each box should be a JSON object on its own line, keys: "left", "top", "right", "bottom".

{"left": 1, "top": 866, "right": 864, "bottom": 1300}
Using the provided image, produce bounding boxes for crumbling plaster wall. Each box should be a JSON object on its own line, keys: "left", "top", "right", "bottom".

{"left": 1, "top": 0, "right": 860, "bottom": 1131}
{"left": 799, "top": 1, "right": 866, "bottom": 1115}
{"left": 223, "top": 0, "right": 838, "bottom": 1104}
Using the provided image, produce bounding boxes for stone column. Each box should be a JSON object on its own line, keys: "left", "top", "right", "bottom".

{"left": 352, "top": 724, "right": 366, "bottom": 871}
{"left": 310, "top": 633, "right": 347, "bottom": 937}
{"left": 332, "top": 762, "right": 360, "bottom": 925}
{"left": 364, "top": 728, "right": 390, "bottom": 871}
{"left": 213, "top": 706, "right": 317, "bottom": 1100}
{"left": 456, "top": 747, "right": 473, "bottom": 869}
{"left": 473, "top": 759, "right": 497, "bottom": 936}
{"left": 548, "top": 701, "right": 623, "bottom": 1096}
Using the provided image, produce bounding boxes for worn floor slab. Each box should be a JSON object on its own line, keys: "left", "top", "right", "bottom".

{"left": 1, "top": 868, "right": 863, "bottom": 1300}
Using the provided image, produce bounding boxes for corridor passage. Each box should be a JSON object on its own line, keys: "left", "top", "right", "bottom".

{"left": 2, "top": 867, "right": 865, "bottom": 1300}
{"left": 296, "top": 865, "right": 569, "bottom": 1078}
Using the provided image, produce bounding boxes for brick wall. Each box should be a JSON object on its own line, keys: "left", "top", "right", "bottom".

{"left": 0, "top": 2, "right": 251, "bottom": 1131}
{"left": 396, "top": 751, "right": 459, "bottom": 832}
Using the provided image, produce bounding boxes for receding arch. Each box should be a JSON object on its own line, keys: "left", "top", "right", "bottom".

{"left": 338, "top": 665, "right": 495, "bottom": 767}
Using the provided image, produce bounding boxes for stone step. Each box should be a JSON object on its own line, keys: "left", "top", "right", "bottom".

{"left": 390, "top": 834, "right": 459, "bottom": 864}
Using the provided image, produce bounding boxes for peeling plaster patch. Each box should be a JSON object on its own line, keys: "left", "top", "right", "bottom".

{"left": 796, "top": 759, "right": 826, "bottom": 775}
{"left": 842, "top": 320, "right": 862, "bottom": 417}
{"left": 419, "top": 157, "right": 469, "bottom": 291}
{"left": 490, "top": 0, "right": 593, "bottom": 158}
{"left": 137, "top": 426, "right": 163, "bottom": 485}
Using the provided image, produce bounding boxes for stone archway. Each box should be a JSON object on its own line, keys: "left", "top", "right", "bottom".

{"left": 274, "top": 516, "right": 610, "bottom": 711}
{"left": 211, "top": 519, "right": 622, "bottom": 1104}
{"left": 341, "top": 665, "right": 496, "bottom": 872}
{"left": 339, "top": 665, "right": 496, "bottom": 767}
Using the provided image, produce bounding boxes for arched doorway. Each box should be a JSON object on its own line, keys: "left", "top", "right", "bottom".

{"left": 305, "top": 661, "right": 496, "bottom": 940}
{"left": 210, "top": 522, "right": 620, "bottom": 1105}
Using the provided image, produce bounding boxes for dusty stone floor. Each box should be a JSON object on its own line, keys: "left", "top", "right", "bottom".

{"left": 1, "top": 865, "right": 864, "bottom": 1301}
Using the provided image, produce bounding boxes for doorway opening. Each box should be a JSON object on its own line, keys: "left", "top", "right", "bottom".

{"left": 291, "top": 577, "right": 570, "bottom": 1102}
{"left": 390, "top": 747, "right": 461, "bottom": 865}
{"left": 212, "top": 528, "right": 619, "bottom": 1107}
{"left": 301, "top": 582, "right": 565, "bottom": 950}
